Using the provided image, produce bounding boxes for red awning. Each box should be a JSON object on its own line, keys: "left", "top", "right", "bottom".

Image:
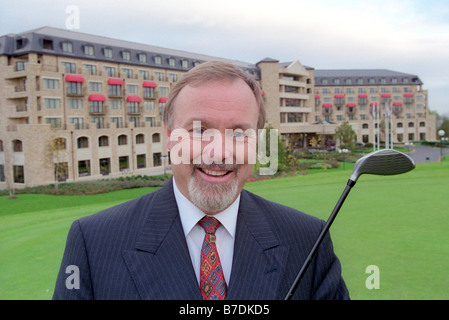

{"left": 159, "top": 97, "right": 167, "bottom": 103}
{"left": 334, "top": 94, "right": 345, "bottom": 99}
{"left": 127, "top": 96, "right": 142, "bottom": 103}
{"left": 381, "top": 93, "right": 391, "bottom": 98}
{"left": 370, "top": 102, "right": 378, "bottom": 107}
{"left": 108, "top": 78, "right": 124, "bottom": 85}
{"left": 346, "top": 103, "right": 357, "bottom": 107}
{"left": 314, "top": 95, "right": 320, "bottom": 99}
{"left": 358, "top": 94, "right": 368, "bottom": 98}
{"left": 65, "top": 74, "right": 85, "bottom": 83}
{"left": 393, "top": 102, "right": 403, "bottom": 106}
{"left": 143, "top": 81, "right": 157, "bottom": 88}
{"left": 88, "top": 94, "right": 106, "bottom": 102}
{"left": 322, "top": 103, "right": 332, "bottom": 108}
{"left": 404, "top": 93, "right": 414, "bottom": 97}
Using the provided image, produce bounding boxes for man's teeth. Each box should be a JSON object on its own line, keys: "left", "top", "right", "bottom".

{"left": 201, "top": 168, "right": 229, "bottom": 176}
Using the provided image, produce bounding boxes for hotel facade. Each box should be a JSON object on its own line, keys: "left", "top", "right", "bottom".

{"left": 0, "top": 27, "right": 437, "bottom": 188}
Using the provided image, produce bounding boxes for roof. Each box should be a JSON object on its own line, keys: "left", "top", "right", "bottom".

{"left": 314, "top": 69, "right": 423, "bottom": 86}
{"left": 0, "top": 26, "right": 256, "bottom": 71}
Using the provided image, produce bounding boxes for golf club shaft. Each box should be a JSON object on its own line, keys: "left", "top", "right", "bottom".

{"left": 284, "top": 179, "right": 356, "bottom": 300}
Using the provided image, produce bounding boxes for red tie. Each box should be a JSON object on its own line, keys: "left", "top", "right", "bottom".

{"left": 198, "top": 216, "right": 227, "bottom": 300}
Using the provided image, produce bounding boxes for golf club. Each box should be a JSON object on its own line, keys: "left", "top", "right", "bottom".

{"left": 284, "top": 149, "right": 416, "bottom": 300}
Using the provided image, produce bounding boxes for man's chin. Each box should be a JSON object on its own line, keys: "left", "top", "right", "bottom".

{"left": 188, "top": 176, "right": 239, "bottom": 214}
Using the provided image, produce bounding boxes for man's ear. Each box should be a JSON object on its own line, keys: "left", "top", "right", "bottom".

{"left": 164, "top": 123, "right": 172, "bottom": 150}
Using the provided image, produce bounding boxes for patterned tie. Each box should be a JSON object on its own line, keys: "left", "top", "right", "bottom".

{"left": 198, "top": 216, "right": 227, "bottom": 300}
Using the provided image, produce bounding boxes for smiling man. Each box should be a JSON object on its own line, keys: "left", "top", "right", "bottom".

{"left": 53, "top": 61, "right": 349, "bottom": 300}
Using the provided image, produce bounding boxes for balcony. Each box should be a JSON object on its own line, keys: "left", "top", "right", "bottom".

{"left": 89, "top": 105, "right": 107, "bottom": 115}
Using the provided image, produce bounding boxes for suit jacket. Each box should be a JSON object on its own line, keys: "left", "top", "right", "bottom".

{"left": 53, "top": 178, "right": 349, "bottom": 300}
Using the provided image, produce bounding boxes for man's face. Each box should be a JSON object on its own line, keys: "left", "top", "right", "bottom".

{"left": 165, "top": 79, "right": 259, "bottom": 214}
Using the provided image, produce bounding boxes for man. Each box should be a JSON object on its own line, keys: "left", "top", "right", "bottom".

{"left": 53, "top": 61, "right": 349, "bottom": 300}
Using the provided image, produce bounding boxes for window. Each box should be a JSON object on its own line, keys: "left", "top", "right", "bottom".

{"left": 154, "top": 56, "right": 162, "bottom": 65}
{"left": 68, "top": 98, "right": 83, "bottom": 109}
{"left": 168, "top": 58, "right": 176, "bottom": 67}
{"left": 45, "top": 117, "right": 62, "bottom": 128}
{"left": 62, "top": 42, "right": 73, "bottom": 53}
{"left": 99, "top": 158, "right": 110, "bottom": 175}
{"left": 181, "top": 60, "right": 189, "bottom": 68}
{"left": 109, "top": 84, "right": 122, "bottom": 97}
{"left": 89, "top": 101, "right": 104, "bottom": 114}
{"left": 43, "top": 78, "right": 59, "bottom": 90}
{"left": 77, "top": 137, "right": 89, "bottom": 148}
{"left": 137, "top": 154, "right": 146, "bottom": 169}
{"left": 0, "top": 165, "right": 5, "bottom": 182}
{"left": 43, "top": 39, "right": 53, "bottom": 50}
{"left": 111, "top": 117, "right": 123, "bottom": 128}
{"left": 139, "top": 70, "right": 149, "bottom": 80}
{"left": 143, "top": 87, "right": 155, "bottom": 98}
{"left": 98, "top": 135, "right": 109, "bottom": 147}
{"left": 136, "top": 134, "right": 145, "bottom": 144}
{"left": 127, "top": 84, "right": 138, "bottom": 94}
{"left": 69, "top": 117, "right": 83, "bottom": 130}
{"left": 408, "top": 122, "right": 414, "bottom": 127}
{"left": 67, "top": 82, "right": 82, "bottom": 95}
{"left": 110, "top": 100, "right": 122, "bottom": 110}
{"left": 154, "top": 72, "right": 164, "bottom": 81}
{"left": 119, "top": 156, "right": 129, "bottom": 171}
{"left": 159, "top": 87, "right": 169, "bottom": 96}
{"left": 152, "top": 133, "right": 161, "bottom": 143}
{"left": 61, "top": 62, "right": 76, "bottom": 73}
{"left": 0, "top": 140, "right": 3, "bottom": 152}
{"left": 103, "top": 66, "right": 116, "bottom": 77}
{"left": 13, "top": 140, "right": 23, "bottom": 152}
{"left": 104, "top": 48, "right": 113, "bottom": 58}
{"left": 91, "top": 116, "right": 104, "bottom": 129}
{"left": 78, "top": 160, "right": 91, "bottom": 177}
{"left": 13, "top": 165, "right": 24, "bottom": 183}
{"left": 83, "top": 64, "right": 97, "bottom": 75}
{"left": 138, "top": 53, "right": 147, "bottom": 63}
{"left": 122, "top": 51, "right": 131, "bottom": 60}
{"left": 89, "top": 82, "right": 102, "bottom": 92}
{"left": 168, "top": 73, "right": 178, "bottom": 82}
{"left": 153, "top": 153, "right": 162, "bottom": 166}
{"left": 44, "top": 98, "right": 60, "bottom": 109}
{"left": 84, "top": 45, "right": 94, "bottom": 56}
{"left": 118, "top": 134, "right": 128, "bottom": 145}
{"left": 122, "top": 68, "right": 133, "bottom": 78}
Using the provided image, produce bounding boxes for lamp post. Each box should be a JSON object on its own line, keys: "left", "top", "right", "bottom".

{"left": 438, "top": 130, "right": 445, "bottom": 161}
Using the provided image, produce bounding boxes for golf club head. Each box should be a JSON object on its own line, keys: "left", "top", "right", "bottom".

{"left": 350, "top": 149, "right": 415, "bottom": 183}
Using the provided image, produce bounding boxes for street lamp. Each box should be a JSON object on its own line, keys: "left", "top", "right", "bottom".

{"left": 438, "top": 130, "right": 445, "bottom": 161}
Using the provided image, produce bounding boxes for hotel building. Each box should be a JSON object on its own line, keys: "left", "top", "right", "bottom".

{"left": 0, "top": 27, "right": 436, "bottom": 188}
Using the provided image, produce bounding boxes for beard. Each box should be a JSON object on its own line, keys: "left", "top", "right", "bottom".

{"left": 187, "top": 164, "right": 239, "bottom": 214}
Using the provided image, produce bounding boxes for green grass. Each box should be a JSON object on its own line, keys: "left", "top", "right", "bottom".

{"left": 1, "top": 163, "right": 448, "bottom": 300}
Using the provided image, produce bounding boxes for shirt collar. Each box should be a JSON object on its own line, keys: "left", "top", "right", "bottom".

{"left": 172, "top": 178, "right": 239, "bottom": 238}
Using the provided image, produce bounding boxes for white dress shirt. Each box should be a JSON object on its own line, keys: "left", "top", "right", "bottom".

{"left": 172, "top": 178, "right": 239, "bottom": 285}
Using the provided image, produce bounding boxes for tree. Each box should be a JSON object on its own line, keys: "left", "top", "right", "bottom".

{"left": 335, "top": 121, "right": 357, "bottom": 150}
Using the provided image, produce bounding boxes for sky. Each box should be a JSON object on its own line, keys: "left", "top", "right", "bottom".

{"left": 1, "top": 0, "right": 448, "bottom": 116}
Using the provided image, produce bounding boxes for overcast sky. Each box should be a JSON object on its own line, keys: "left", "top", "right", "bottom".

{"left": 1, "top": 0, "right": 448, "bottom": 116}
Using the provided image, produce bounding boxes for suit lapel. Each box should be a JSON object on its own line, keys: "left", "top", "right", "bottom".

{"left": 122, "top": 180, "right": 202, "bottom": 300}
{"left": 227, "top": 190, "right": 289, "bottom": 300}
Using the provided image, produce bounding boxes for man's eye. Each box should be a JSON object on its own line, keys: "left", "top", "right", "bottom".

{"left": 192, "top": 128, "right": 205, "bottom": 135}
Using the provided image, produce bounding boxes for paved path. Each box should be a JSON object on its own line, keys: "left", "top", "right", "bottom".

{"left": 406, "top": 145, "right": 445, "bottom": 164}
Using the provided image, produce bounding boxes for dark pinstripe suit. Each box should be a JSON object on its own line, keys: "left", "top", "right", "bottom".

{"left": 53, "top": 179, "right": 349, "bottom": 300}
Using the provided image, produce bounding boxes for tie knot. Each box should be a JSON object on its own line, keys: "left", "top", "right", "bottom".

{"left": 198, "top": 216, "right": 221, "bottom": 234}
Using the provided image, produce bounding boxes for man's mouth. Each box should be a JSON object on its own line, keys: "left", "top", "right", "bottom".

{"left": 198, "top": 168, "right": 231, "bottom": 177}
